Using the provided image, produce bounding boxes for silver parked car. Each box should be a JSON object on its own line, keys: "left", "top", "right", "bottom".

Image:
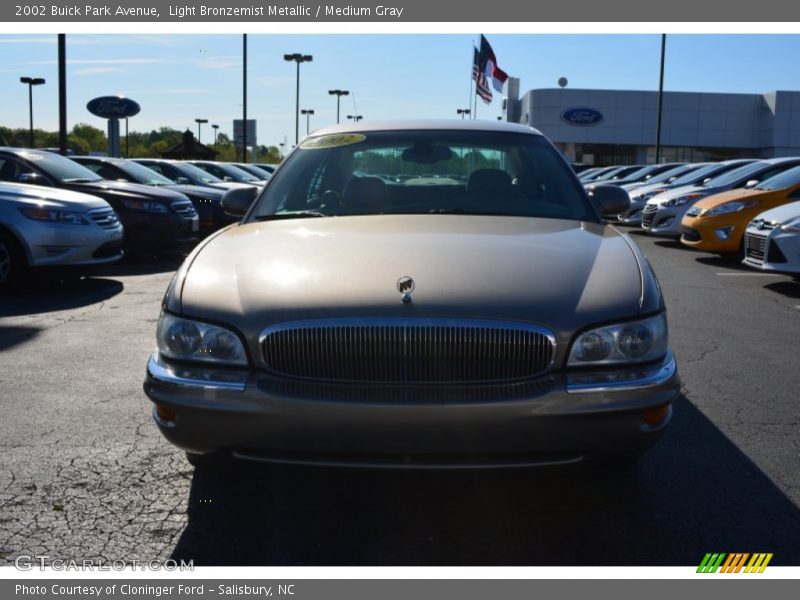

{"left": 0, "top": 182, "right": 123, "bottom": 291}
{"left": 143, "top": 120, "right": 679, "bottom": 468}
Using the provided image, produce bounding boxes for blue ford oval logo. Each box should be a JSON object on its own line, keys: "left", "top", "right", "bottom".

{"left": 87, "top": 96, "right": 141, "bottom": 119}
{"left": 561, "top": 107, "right": 604, "bottom": 126}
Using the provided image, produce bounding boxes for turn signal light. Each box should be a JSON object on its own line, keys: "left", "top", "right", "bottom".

{"left": 155, "top": 404, "right": 176, "bottom": 422}
{"left": 643, "top": 404, "right": 670, "bottom": 426}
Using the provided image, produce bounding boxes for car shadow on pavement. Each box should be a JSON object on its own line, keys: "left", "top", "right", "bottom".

{"left": 763, "top": 280, "right": 800, "bottom": 298}
{"left": 0, "top": 325, "right": 42, "bottom": 352}
{"left": 0, "top": 275, "right": 123, "bottom": 317}
{"left": 170, "top": 394, "right": 800, "bottom": 566}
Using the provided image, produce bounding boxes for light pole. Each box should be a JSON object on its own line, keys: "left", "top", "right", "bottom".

{"left": 20, "top": 77, "right": 45, "bottom": 148}
{"left": 279, "top": 142, "right": 285, "bottom": 159}
{"left": 347, "top": 114, "right": 363, "bottom": 122}
{"left": 457, "top": 108, "right": 471, "bottom": 120}
{"left": 195, "top": 118, "right": 208, "bottom": 143}
{"left": 212, "top": 124, "right": 219, "bottom": 149}
{"left": 284, "top": 53, "right": 313, "bottom": 146}
{"left": 328, "top": 89, "right": 349, "bottom": 124}
{"left": 301, "top": 109, "right": 315, "bottom": 135}
{"left": 655, "top": 34, "right": 667, "bottom": 164}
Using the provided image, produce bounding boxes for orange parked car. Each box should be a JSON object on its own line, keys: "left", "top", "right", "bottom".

{"left": 681, "top": 165, "right": 800, "bottom": 255}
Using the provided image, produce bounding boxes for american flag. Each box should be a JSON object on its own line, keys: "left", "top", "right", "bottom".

{"left": 472, "top": 47, "right": 492, "bottom": 104}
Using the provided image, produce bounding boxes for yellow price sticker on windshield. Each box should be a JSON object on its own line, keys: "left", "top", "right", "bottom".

{"left": 300, "top": 133, "right": 366, "bottom": 149}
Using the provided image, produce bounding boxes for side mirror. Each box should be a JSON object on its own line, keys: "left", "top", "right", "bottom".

{"left": 223, "top": 176, "right": 234, "bottom": 182}
{"left": 175, "top": 176, "right": 191, "bottom": 185}
{"left": 745, "top": 179, "right": 759, "bottom": 189}
{"left": 588, "top": 184, "right": 629, "bottom": 218}
{"left": 221, "top": 185, "right": 258, "bottom": 217}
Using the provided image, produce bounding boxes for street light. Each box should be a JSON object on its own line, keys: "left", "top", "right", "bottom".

{"left": 300, "top": 109, "right": 315, "bottom": 135}
{"left": 284, "top": 53, "right": 313, "bottom": 146}
{"left": 212, "top": 124, "right": 219, "bottom": 148}
{"left": 347, "top": 114, "right": 363, "bottom": 122}
{"left": 279, "top": 142, "right": 285, "bottom": 159}
{"left": 457, "top": 108, "right": 471, "bottom": 119}
{"left": 19, "top": 76, "right": 45, "bottom": 148}
{"left": 194, "top": 118, "right": 208, "bottom": 143}
{"left": 328, "top": 89, "right": 350, "bottom": 124}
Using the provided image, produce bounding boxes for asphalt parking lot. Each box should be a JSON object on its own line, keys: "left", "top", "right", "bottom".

{"left": 1, "top": 232, "right": 799, "bottom": 567}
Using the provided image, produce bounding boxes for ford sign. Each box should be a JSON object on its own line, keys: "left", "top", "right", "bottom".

{"left": 86, "top": 96, "right": 141, "bottom": 119}
{"left": 561, "top": 107, "right": 604, "bottom": 126}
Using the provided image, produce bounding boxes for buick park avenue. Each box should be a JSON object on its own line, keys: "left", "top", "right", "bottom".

{"left": 143, "top": 121, "right": 679, "bottom": 469}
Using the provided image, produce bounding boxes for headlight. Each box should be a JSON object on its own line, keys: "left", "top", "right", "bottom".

{"left": 19, "top": 207, "right": 89, "bottom": 225}
{"left": 123, "top": 199, "right": 169, "bottom": 213}
{"left": 663, "top": 193, "right": 702, "bottom": 208}
{"left": 706, "top": 201, "right": 756, "bottom": 216}
{"left": 568, "top": 313, "right": 668, "bottom": 366}
{"left": 781, "top": 216, "right": 800, "bottom": 233}
{"left": 156, "top": 312, "right": 247, "bottom": 366}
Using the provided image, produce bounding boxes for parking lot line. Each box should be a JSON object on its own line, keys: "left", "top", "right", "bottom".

{"left": 715, "top": 272, "right": 786, "bottom": 276}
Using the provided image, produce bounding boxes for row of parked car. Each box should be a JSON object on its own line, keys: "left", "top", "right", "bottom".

{"left": 0, "top": 147, "right": 278, "bottom": 291}
{"left": 578, "top": 159, "right": 800, "bottom": 277}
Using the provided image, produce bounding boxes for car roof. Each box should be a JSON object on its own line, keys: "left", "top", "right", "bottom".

{"left": 309, "top": 119, "right": 543, "bottom": 137}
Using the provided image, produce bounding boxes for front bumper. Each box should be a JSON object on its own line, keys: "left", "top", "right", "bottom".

{"left": 616, "top": 200, "right": 646, "bottom": 225}
{"left": 643, "top": 206, "right": 690, "bottom": 236}
{"left": 119, "top": 209, "right": 199, "bottom": 251}
{"left": 21, "top": 220, "right": 124, "bottom": 267}
{"left": 143, "top": 350, "right": 679, "bottom": 468}
{"left": 680, "top": 216, "right": 741, "bottom": 252}
{"left": 742, "top": 228, "right": 800, "bottom": 274}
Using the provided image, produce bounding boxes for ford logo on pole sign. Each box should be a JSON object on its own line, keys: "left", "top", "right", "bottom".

{"left": 561, "top": 107, "right": 604, "bottom": 126}
{"left": 86, "top": 96, "right": 141, "bottom": 119}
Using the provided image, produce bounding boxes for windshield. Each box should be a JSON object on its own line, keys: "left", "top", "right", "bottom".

{"left": 645, "top": 164, "right": 699, "bottom": 185}
{"left": 671, "top": 162, "right": 728, "bottom": 186}
{"left": 173, "top": 162, "right": 223, "bottom": 184}
{"left": 703, "top": 161, "right": 768, "bottom": 187}
{"left": 249, "top": 130, "right": 598, "bottom": 223}
{"left": 115, "top": 160, "right": 175, "bottom": 185}
{"left": 237, "top": 164, "right": 272, "bottom": 179}
{"left": 196, "top": 162, "right": 261, "bottom": 183}
{"left": 593, "top": 166, "right": 635, "bottom": 182}
{"left": 755, "top": 165, "right": 800, "bottom": 190}
{"left": 22, "top": 151, "right": 102, "bottom": 183}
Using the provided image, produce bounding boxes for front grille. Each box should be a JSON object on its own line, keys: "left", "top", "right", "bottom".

{"left": 681, "top": 227, "right": 702, "bottom": 242}
{"left": 171, "top": 201, "right": 197, "bottom": 220}
{"left": 744, "top": 233, "right": 767, "bottom": 262}
{"left": 88, "top": 207, "right": 120, "bottom": 230}
{"left": 260, "top": 318, "right": 556, "bottom": 384}
{"left": 641, "top": 204, "right": 658, "bottom": 228}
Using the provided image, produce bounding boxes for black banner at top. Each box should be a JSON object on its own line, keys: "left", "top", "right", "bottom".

{"left": 3, "top": 0, "right": 800, "bottom": 22}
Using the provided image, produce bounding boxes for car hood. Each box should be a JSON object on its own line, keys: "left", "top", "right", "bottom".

{"left": 67, "top": 180, "right": 190, "bottom": 203}
{"left": 629, "top": 182, "right": 671, "bottom": 200}
{"left": 0, "top": 182, "right": 111, "bottom": 210}
{"left": 163, "top": 184, "right": 224, "bottom": 199}
{"left": 177, "top": 215, "right": 645, "bottom": 344}
{"left": 751, "top": 200, "right": 800, "bottom": 223}
{"left": 648, "top": 184, "right": 709, "bottom": 205}
{"left": 692, "top": 187, "right": 768, "bottom": 211}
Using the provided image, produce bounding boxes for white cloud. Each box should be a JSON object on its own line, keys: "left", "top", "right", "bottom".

{"left": 33, "top": 58, "right": 165, "bottom": 66}
{"left": 73, "top": 67, "right": 118, "bottom": 76}
{"left": 0, "top": 37, "right": 55, "bottom": 44}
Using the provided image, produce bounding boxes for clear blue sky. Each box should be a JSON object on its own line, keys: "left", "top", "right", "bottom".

{"left": 2, "top": 34, "right": 800, "bottom": 148}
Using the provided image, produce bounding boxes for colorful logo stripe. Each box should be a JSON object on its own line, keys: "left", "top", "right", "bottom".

{"left": 697, "top": 553, "right": 773, "bottom": 573}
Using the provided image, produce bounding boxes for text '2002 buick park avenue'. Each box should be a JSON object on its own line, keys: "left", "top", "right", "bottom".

{"left": 143, "top": 120, "right": 679, "bottom": 469}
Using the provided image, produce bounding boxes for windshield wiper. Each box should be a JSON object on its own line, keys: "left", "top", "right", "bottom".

{"left": 254, "top": 211, "right": 329, "bottom": 221}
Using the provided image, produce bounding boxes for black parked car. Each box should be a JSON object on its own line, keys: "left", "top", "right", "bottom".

{"left": 0, "top": 148, "right": 198, "bottom": 252}
{"left": 187, "top": 161, "right": 265, "bottom": 187}
{"left": 71, "top": 156, "right": 237, "bottom": 235}
{"left": 132, "top": 158, "right": 253, "bottom": 193}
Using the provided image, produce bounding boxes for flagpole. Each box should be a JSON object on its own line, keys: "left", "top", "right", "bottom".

{"left": 473, "top": 37, "right": 478, "bottom": 119}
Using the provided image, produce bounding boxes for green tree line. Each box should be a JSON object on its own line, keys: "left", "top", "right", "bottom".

{"left": 0, "top": 123, "right": 282, "bottom": 163}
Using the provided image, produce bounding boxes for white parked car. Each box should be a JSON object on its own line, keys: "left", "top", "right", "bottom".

{"left": 742, "top": 200, "right": 800, "bottom": 276}
{"left": 0, "top": 182, "right": 123, "bottom": 291}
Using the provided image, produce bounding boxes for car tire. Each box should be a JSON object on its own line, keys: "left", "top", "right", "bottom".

{"left": 0, "top": 230, "right": 27, "bottom": 293}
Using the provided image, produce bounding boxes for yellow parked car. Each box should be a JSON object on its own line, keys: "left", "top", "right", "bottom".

{"left": 681, "top": 165, "right": 800, "bottom": 255}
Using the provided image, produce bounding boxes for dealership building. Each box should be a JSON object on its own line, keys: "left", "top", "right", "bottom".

{"left": 502, "top": 81, "right": 800, "bottom": 165}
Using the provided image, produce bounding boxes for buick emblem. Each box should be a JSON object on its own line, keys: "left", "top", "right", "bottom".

{"left": 397, "top": 276, "right": 414, "bottom": 304}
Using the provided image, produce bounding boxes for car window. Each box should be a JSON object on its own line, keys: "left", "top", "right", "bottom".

{"left": 703, "top": 162, "right": 768, "bottom": 187}
{"left": 754, "top": 164, "right": 800, "bottom": 190}
{"left": 115, "top": 161, "right": 174, "bottom": 185}
{"left": 6, "top": 151, "right": 102, "bottom": 183}
{"left": 250, "top": 130, "right": 598, "bottom": 223}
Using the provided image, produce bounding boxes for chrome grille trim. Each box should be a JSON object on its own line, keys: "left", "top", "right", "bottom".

{"left": 744, "top": 232, "right": 767, "bottom": 262}
{"left": 87, "top": 207, "right": 120, "bottom": 230}
{"left": 259, "top": 318, "right": 556, "bottom": 384}
{"left": 171, "top": 201, "right": 198, "bottom": 220}
{"left": 641, "top": 204, "right": 658, "bottom": 228}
